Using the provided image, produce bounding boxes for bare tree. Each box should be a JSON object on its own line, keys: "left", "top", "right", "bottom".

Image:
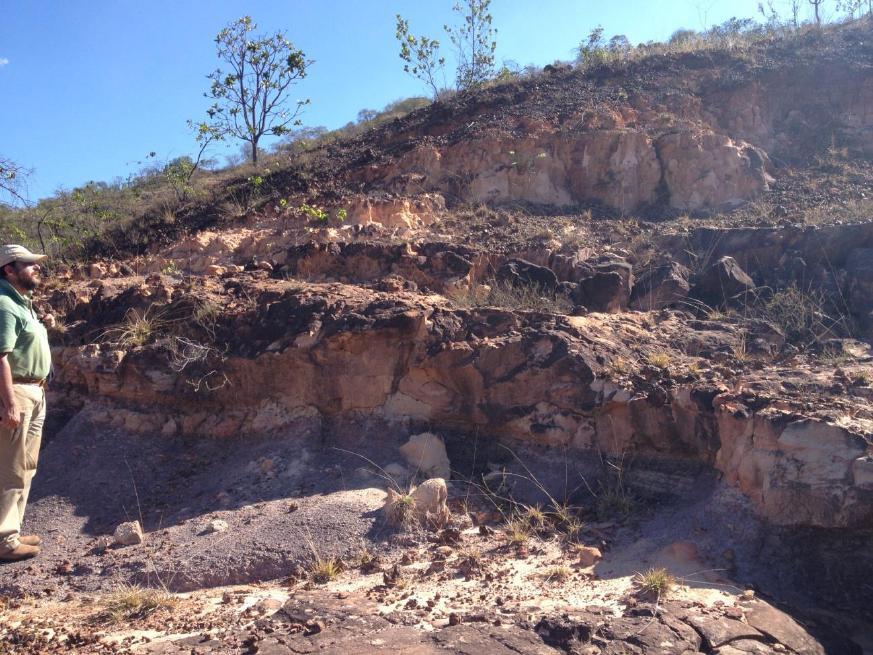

{"left": 0, "top": 156, "right": 30, "bottom": 206}
{"left": 809, "top": 0, "right": 825, "bottom": 25}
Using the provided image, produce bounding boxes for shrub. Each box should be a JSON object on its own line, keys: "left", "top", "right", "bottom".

{"left": 754, "top": 285, "right": 849, "bottom": 346}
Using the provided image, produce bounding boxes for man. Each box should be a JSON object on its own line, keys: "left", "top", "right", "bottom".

{"left": 0, "top": 244, "right": 51, "bottom": 562}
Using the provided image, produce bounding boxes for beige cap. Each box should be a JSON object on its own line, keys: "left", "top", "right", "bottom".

{"left": 0, "top": 244, "right": 47, "bottom": 269}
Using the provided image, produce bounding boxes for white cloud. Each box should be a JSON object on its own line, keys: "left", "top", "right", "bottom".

{"left": 0, "top": 58, "right": 9, "bottom": 66}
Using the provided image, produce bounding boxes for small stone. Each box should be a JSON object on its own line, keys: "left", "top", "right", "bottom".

{"left": 55, "top": 560, "right": 73, "bottom": 575}
{"left": 113, "top": 520, "right": 144, "bottom": 546}
{"left": 448, "top": 612, "right": 461, "bottom": 626}
{"left": 741, "top": 589, "right": 756, "bottom": 601}
{"left": 208, "top": 519, "right": 229, "bottom": 533}
{"left": 577, "top": 546, "right": 602, "bottom": 567}
{"left": 725, "top": 606, "right": 743, "bottom": 619}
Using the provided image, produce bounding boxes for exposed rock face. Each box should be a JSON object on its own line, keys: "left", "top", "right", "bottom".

{"left": 344, "top": 193, "right": 445, "bottom": 229}
{"left": 360, "top": 128, "right": 771, "bottom": 213}
{"left": 50, "top": 278, "right": 872, "bottom": 530}
{"left": 657, "top": 131, "right": 772, "bottom": 210}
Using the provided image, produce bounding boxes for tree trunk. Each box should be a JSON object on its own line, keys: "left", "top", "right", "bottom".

{"left": 251, "top": 139, "right": 259, "bottom": 166}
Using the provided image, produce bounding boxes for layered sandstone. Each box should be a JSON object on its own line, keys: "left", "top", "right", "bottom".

{"left": 46, "top": 275, "right": 872, "bottom": 530}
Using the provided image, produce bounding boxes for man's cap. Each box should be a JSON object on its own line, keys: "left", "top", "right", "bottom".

{"left": 0, "top": 244, "right": 47, "bottom": 269}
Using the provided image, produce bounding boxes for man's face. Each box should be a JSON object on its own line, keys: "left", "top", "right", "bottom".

{"left": 9, "top": 261, "right": 41, "bottom": 291}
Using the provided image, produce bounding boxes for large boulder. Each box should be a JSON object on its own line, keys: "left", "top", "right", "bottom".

{"left": 573, "top": 257, "right": 633, "bottom": 313}
{"left": 496, "top": 259, "right": 558, "bottom": 292}
{"left": 399, "top": 432, "right": 451, "bottom": 480}
{"left": 631, "top": 261, "right": 691, "bottom": 311}
{"left": 691, "top": 256, "right": 755, "bottom": 306}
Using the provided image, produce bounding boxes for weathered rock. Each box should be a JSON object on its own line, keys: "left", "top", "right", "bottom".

{"left": 657, "top": 131, "right": 772, "bottom": 210}
{"left": 691, "top": 256, "right": 755, "bottom": 305}
{"left": 411, "top": 478, "right": 450, "bottom": 525}
{"left": 113, "top": 520, "right": 144, "bottom": 546}
{"left": 496, "top": 258, "right": 559, "bottom": 292}
{"left": 686, "top": 614, "right": 763, "bottom": 649}
{"left": 570, "top": 257, "right": 633, "bottom": 313}
{"left": 399, "top": 432, "right": 451, "bottom": 480}
{"left": 345, "top": 193, "right": 445, "bottom": 229}
{"left": 383, "top": 478, "right": 450, "bottom": 527}
{"left": 577, "top": 545, "right": 602, "bottom": 567}
{"left": 208, "top": 519, "right": 229, "bottom": 533}
{"left": 631, "top": 261, "right": 691, "bottom": 311}
{"left": 743, "top": 601, "right": 826, "bottom": 655}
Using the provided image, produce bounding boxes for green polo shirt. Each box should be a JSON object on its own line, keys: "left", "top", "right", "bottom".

{"left": 0, "top": 279, "right": 51, "bottom": 380}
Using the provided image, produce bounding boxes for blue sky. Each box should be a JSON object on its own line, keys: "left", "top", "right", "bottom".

{"left": 1, "top": 0, "right": 819, "bottom": 202}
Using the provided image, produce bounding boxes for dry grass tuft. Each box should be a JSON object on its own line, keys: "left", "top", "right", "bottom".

{"left": 449, "top": 279, "right": 573, "bottom": 314}
{"left": 504, "top": 516, "right": 532, "bottom": 545}
{"left": 386, "top": 493, "right": 417, "bottom": 527}
{"left": 647, "top": 350, "right": 673, "bottom": 370}
{"left": 634, "top": 567, "right": 675, "bottom": 597}
{"left": 102, "top": 584, "right": 177, "bottom": 622}
{"left": 101, "top": 305, "right": 170, "bottom": 348}
{"left": 541, "top": 565, "right": 572, "bottom": 582}
{"left": 309, "top": 557, "right": 344, "bottom": 584}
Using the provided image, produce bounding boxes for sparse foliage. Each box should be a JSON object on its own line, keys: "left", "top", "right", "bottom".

{"left": 396, "top": 15, "right": 446, "bottom": 99}
{"left": 445, "top": 0, "right": 498, "bottom": 89}
{"left": 755, "top": 285, "right": 849, "bottom": 346}
{"left": 396, "top": 0, "right": 497, "bottom": 94}
{"left": 201, "top": 16, "right": 311, "bottom": 165}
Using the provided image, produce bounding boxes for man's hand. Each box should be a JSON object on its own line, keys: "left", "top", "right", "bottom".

{"left": 42, "top": 314, "right": 56, "bottom": 329}
{"left": 2, "top": 403, "right": 20, "bottom": 428}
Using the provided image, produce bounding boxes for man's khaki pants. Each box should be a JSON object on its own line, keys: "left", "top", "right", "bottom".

{"left": 0, "top": 383, "right": 46, "bottom": 554}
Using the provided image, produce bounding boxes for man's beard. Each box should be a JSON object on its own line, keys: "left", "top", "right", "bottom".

{"left": 16, "top": 270, "right": 38, "bottom": 291}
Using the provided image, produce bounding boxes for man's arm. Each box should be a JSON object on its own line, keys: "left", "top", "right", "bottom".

{"left": 0, "top": 353, "right": 19, "bottom": 427}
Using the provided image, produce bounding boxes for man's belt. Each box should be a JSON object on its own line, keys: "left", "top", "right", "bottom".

{"left": 13, "top": 377, "right": 47, "bottom": 388}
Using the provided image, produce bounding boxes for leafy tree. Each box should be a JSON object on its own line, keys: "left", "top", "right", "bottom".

{"left": 396, "top": 0, "right": 496, "bottom": 95}
{"left": 395, "top": 15, "right": 446, "bottom": 99}
{"left": 576, "top": 26, "right": 607, "bottom": 66}
{"left": 445, "top": 0, "right": 497, "bottom": 89}
{"left": 200, "top": 16, "right": 311, "bottom": 166}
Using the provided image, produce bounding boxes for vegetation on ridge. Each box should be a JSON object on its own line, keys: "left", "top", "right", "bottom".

{"left": 1, "top": 7, "right": 871, "bottom": 264}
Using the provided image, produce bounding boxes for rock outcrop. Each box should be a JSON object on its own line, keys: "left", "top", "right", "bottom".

{"left": 48, "top": 276, "right": 872, "bottom": 530}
